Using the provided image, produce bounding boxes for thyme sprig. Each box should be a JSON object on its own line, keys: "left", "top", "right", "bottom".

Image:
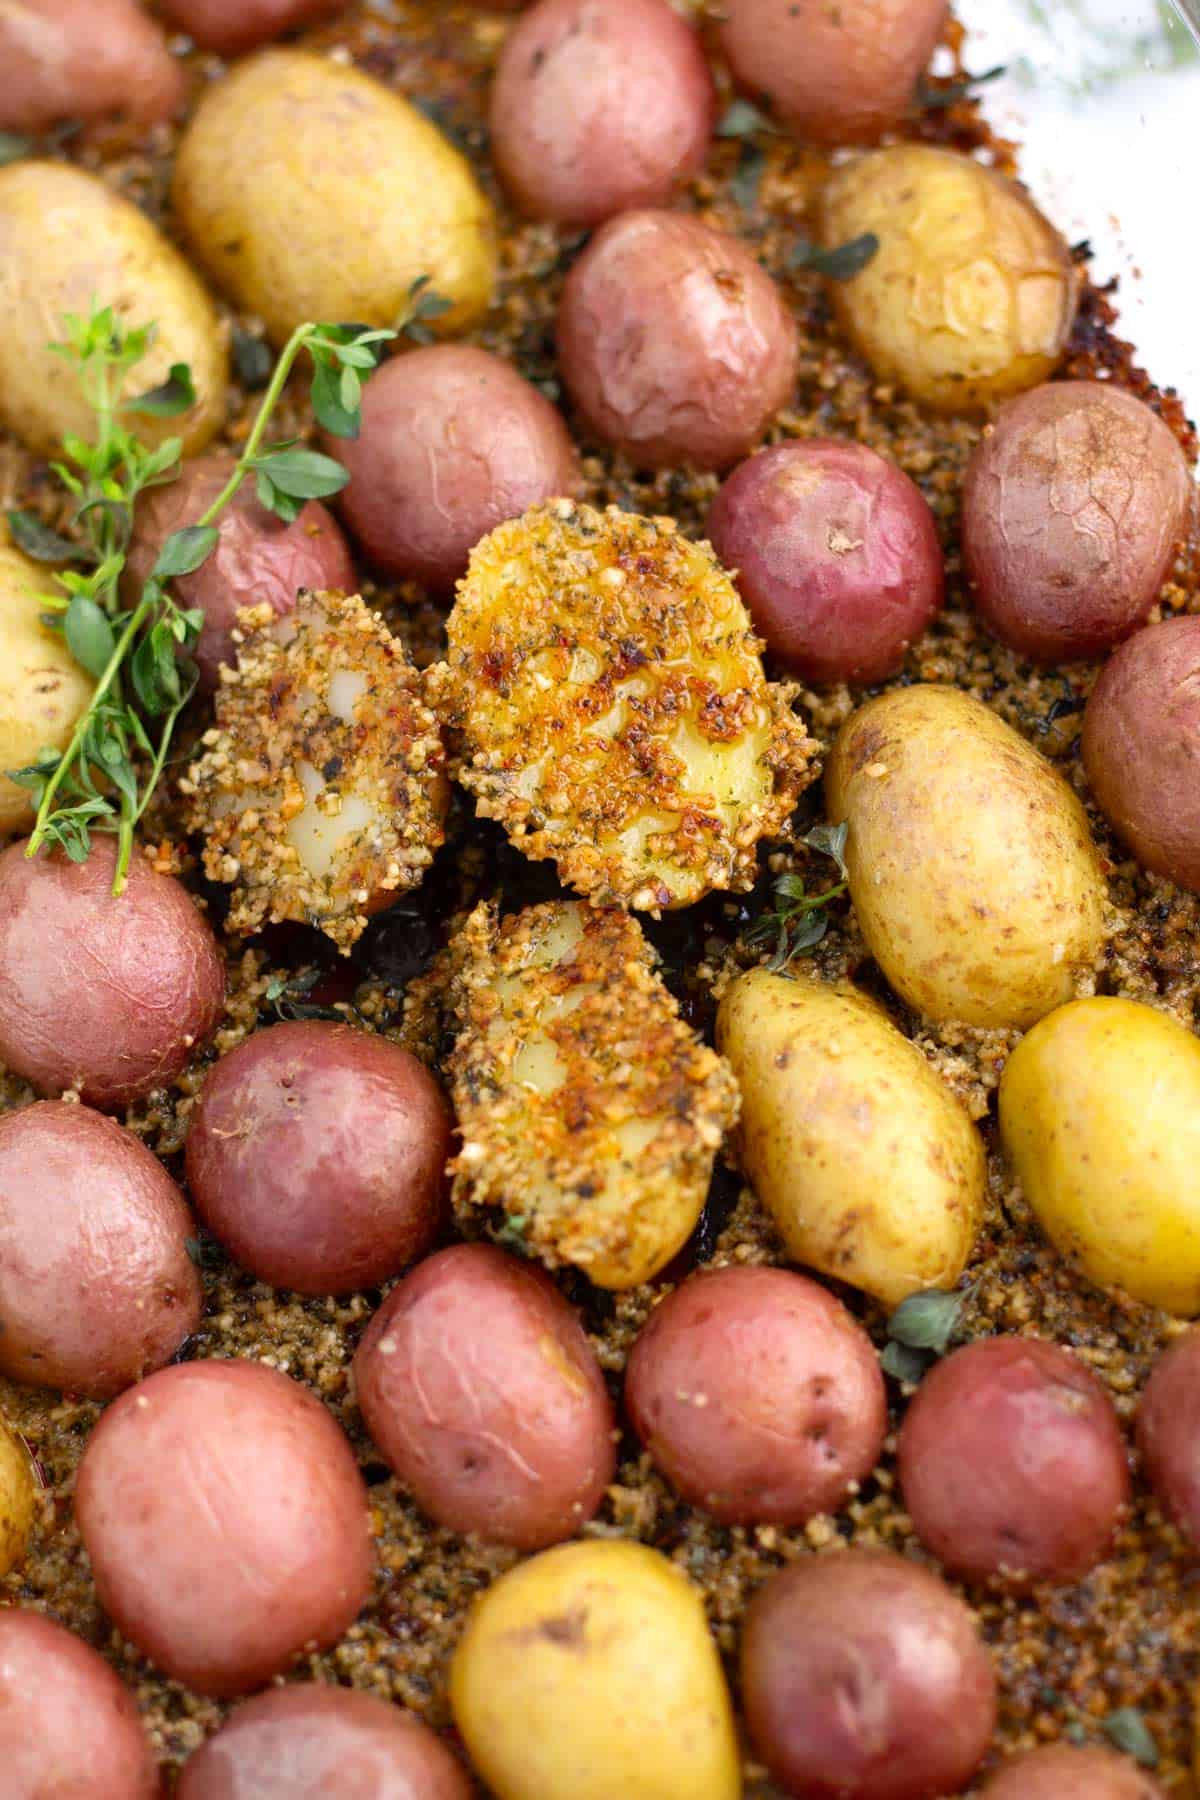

{"left": 747, "top": 822, "right": 849, "bottom": 971}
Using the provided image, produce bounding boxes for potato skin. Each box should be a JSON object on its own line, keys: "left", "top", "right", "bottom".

{"left": 172, "top": 50, "right": 496, "bottom": 347}
{"left": 0, "top": 1101, "right": 202, "bottom": 1398}
{"left": 0, "top": 0, "right": 183, "bottom": 132}
{"left": 75, "top": 1359, "right": 374, "bottom": 1698}
{"left": 741, "top": 1550, "right": 996, "bottom": 1800}
{"left": 557, "top": 210, "right": 798, "bottom": 470}
{"left": 826, "top": 685, "right": 1106, "bottom": 1029}
{"left": 0, "top": 1417, "right": 35, "bottom": 1577}
{"left": 1137, "top": 1331, "right": 1200, "bottom": 1547}
{"left": 489, "top": 0, "right": 714, "bottom": 226}
{"left": 999, "top": 997, "right": 1200, "bottom": 1315}
{"left": 0, "top": 836, "right": 226, "bottom": 1109}
{"left": 159, "top": 0, "right": 348, "bottom": 54}
{"left": 177, "top": 1685, "right": 474, "bottom": 1799}
{"left": 0, "top": 1611, "right": 159, "bottom": 1799}
{"left": 124, "top": 454, "right": 355, "bottom": 691}
{"left": 1082, "top": 617, "right": 1200, "bottom": 893}
{"left": 963, "top": 382, "right": 1192, "bottom": 662}
{"left": 0, "top": 161, "right": 226, "bottom": 459}
{"left": 355, "top": 1244, "right": 614, "bottom": 1549}
{"left": 717, "top": 970, "right": 984, "bottom": 1307}
{"left": 898, "top": 1337, "right": 1130, "bottom": 1583}
{"left": 329, "top": 347, "right": 579, "bottom": 588}
{"left": 719, "top": 0, "right": 946, "bottom": 143}
{"left": 707, "top": 440, "right": 945, "bottom": 684}
{"left": 0, "top": 542, "right": 94, "bottom": 835}
{"left": 451, "top": 1539, "right": 740, "bottom": 1800}
{"left": 981, "top": 1745, "right": 1167, "bottom": 1799}
{"left": 819, "top": 146, "right": 1077, "bottom": 413}
{"left": 626, "top": 1266, "right": 885, "bottom": 1525}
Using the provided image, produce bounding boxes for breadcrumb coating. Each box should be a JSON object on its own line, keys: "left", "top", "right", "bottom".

{"left": 430, "top": 500, "right": 817, "bottom": 910}
{"left": 446, "top": 898, "right": 740, "bottom": 1288}
{"left": 182, "top": 589, "right": 448, "bottom": 953}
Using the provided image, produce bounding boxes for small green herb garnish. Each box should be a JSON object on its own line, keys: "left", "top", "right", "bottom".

{"left": 495, "top": 1213, "right": 530, "bottom": 1251}
{"left": 916, "top": 64, "right": 1007, "bottom": 111}
{"left": 791, "top": 232, "right": 880, "bottom": 281}
{"left": 1102, "top": 1709, "right": 1159, "bottom": 1769}
{"left": 881, "top": 1287, "right": 971, "bottom": 1384}
{"left": 716, "top": 98, "right": 777, "bottom": 139}
{"left": 6, "top": 303, "right": 397, "bottom": 893}
{"left": 746, "top": 822, "right": 849, "bottom": 971}
{"left": 263, "top": 968, "right": 349, "bottom": 1024}
{"left": 400, "top": 274, "right": 454, "bottom": 346}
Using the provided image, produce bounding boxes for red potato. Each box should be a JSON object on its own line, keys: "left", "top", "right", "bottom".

{"left": 0, "top": 1100, "right": 201, "bottom": 1398}
{"left": 963, "top": 382, "right": 1193, "bottom": 663}
{"left": 625, "top": 1266, "right": 885, "bottom": 1525}
{"left": 898, "top": 1336, "right": 1130, "bottom": 1583}
{"left": 718, "top": 0, "right": 947, "bottom": 143}
{"left": 329, "top": 346, "right": 579, "bottom": 589}
{"left": 741, "top": 1550, "right": 996, "bottom": 1800}
{"left": 706, "top": 440, "right": 945, "bottom": 683}
{"left": 178, "top": 1686, "right": 473, "bottom": 1800}
{"left": 0, "top": 0, "right": 183, "bottom": 133}
{"left": 1082, "top": 617, "right": 1200, "bottom": 893}
{"left": 0, "top": 836, "right": 225, "bottom": 1110}
{"left": 1137, "top": 1328, "right": 1200, "bottom": 1546}
{"left": 981, "top": 1743, "right": 1167, "bottom": 1798}
{"left": 124, "top": 453, "right": 356, "bottom": 691}
{"left": 354, "top": 1244, "right": 615, "bottom": 1550}
{"left": 157, "top": 0, "right": 348, "bottom": 54}
{"left": 185, "top": 1020, "right": 451, "bottom": 1296}
{"left": 556, "top": 210, "right": 798, "bottom": 470}
{"left": 0, "top": 1610, "right": 159, "bottom": 1799}
{"left": 488, "top": 0, "right": 714, "bottom": 227}
{"left": 76, "top": 1359, "right": 374, "bottom": 1698}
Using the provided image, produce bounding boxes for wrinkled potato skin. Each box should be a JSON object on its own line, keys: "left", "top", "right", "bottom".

{"left": 963, "top": 382, "right": 1193, "bottom": 661}
{"left": 1082, "top": 617, "right": 1200, "bottom": 893}
{"left": 173, "top": 51, "right": 496, "bottom": 346}
{"left": 1137, "top": 1330, "right": 1200, "bottom": 1548}
{"left": 717, "top": 970, "right": 985, "bottom": 1306}
{"left": 451, "top": 1539, "right": 740, "bottom": 1800}
{"left": 0, "top": 1418, "right": 35, "bottom": 1577}
{"left": 354, "top": 1244, "right": 615, "bottom": 1550}
{"left": 177, "top": 1685, "right": 474, "bottom": 1800}
{"left": 719, "top": 0, "right": 946, "bottom": 143}
{"left": 0, "top": 0, "right": 183, "bottom": 132}
{"left": 159, "top": 0, "right": 348, "bottom": 54}
{"left": 0, "top": 161, "right": 226, "bottom": 458}
{"left": 1000, "top": 997, "right": 1200, "bottom": 1314}
{"left": 826, "top": 685, "right": 1106, "bottom": 1028}
{"left": 819, "top": 146, "right": 1077, "bottom": 413}
{"left": 0, "top": 1612, "right": 159, "bottom": 1799}
{"left": 0, "top": 543, "right": 94, "bottom": 834}
{"left": 981, "top": 1745, "right": 1167, "bottom": 1799}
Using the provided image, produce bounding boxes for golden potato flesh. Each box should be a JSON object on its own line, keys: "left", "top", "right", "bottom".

{"left": 434, "top": 500, "right": 816, "bottom": 910}
{"left": 1000, "top": 997, "right": 1200, "bottom": 1316}
{"left": 172, "top": 49, "right": 496, "bottom": 346}
{"left": 0, "top": 161, "right": 226, "bottom": 458}
{"left": 447, "top": 899, "right": 739, "bottom": 1289}
{"left": 818, "top": 145, "right": 1078, "bottom": 413}
{"left": 183, "top": 591, "right": 448, "bottom": 953}
{"left": 0, "top": 1417, "right": 35, "bottom": 1577}
{"left": 718, "top": 970, "right": 985, "bottom": 1307}
{"left": 0, "top": 544, "right": 94, "bottom": 836}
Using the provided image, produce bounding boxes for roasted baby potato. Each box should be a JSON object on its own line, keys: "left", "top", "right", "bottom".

{"left": 450, "top": 1539, "right": 741, "bottom": 1800}
{"left": 0, "top": 161, "right": 226, "bottom": 458}
{"left": 172, "top": 49, "right": 496, "bottom": 346}
{"left": 0, "top": 1417, "right": 35, "bottom": 1578}
{"left": 982, "top": 1745, "right": 1167, "bottom": 1800}
{"left": 999, "top": 996, "right": 1200, "bottom": 1315}
{"left": 0, "top": 0, "right": 182, "bottom": 133}
{"left": 433, "top": 500, "right": 815, "bottom": 909}
{"left": 717, "top": 969, "right": 984, "bottom": 1306}
{"left": 826, "top": 685, "right": 1107, "bottom": 1028}
{"left": 184, "top": 590, "right": 449, "bottom": 953}
{"left": 447, "top": 899, "right": 739, "bottom": 1288}
{"left": 818, "top": 145, "right": 1078, "bottom": 413}
{"left": 0, "top": 543, "right": 94, "bottom": 836}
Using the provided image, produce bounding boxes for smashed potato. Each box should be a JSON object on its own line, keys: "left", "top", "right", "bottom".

{"left": 446, "top": 899, "right": 739, "bottom": 1288}
{"left": 183, "top": 590, "right": 447, "bottom": 952}
{"left": 431, "top": 500, "right": 815, "bottom": 910}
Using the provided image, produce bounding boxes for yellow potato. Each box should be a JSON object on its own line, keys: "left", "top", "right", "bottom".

{"left": 0, "top": 545, "right": 94, "bottom": 836}
{"left": 450, "top": 1539, "right": 741, "bottom": 1800}
{"left": 818, "top": 145, "right": 1078, "bottom": 413}
{"left": 0, "top": 1416, "right": 35, "bottom": 1577}
{"left": 172, "top": 49, "right": 496, "bottom": 347}
{"left": 718, "top": 969, "right": 984, "bottom": 1306}
{"left": 826, "top": 685, "right": 1106, "bottom": 1029}
{"left": 1000, "top": 997, "right": 1200, "bottom": 1315}
{"left": 0, "top": 161, "right": 226, "bottom": 458}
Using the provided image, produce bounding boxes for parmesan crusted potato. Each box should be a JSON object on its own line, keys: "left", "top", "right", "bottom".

{"left": 431, "top": 501, "right": 815, "bottom": 910}
{"left": 447, "top": 899, "right": 739, "bottom": 1289}
{"left": 183, "top": 590, "right": 448, "bottom": 953}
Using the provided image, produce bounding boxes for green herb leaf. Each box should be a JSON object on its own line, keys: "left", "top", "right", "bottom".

{"left": 263, "top": 966, "right": 345, "bottom": 1023}
{"left": 64, "top": 595, "right": 117, "bottom": 678}
{"left": 1102, "top": 1710, "right": 1159, "bottom": 1769}
{"left": 255, "top": 471, "right": 303, "bottom": 524}
{"left": 399, "top": 274, "right": 453, "bottom": 342}
{"left": 126, "top": 362, "right": 196, "bottom": 419}
{"left": 802, "top": 820, "right": 849, "bottom": 878}
{"left": 232, "top": 328, "right": 273, "bottom": 391}
{"left": 880, "top": 1340, "right": 928, "bottom": 1384}
{"left": 792, "top": 233, "right": 880, "bottom": 281}
{"left": 6, "top": 510, "right": 89, "bottom": 565}
{"left": 716, "top": 98, "right": 776, "bottom": 138}
{"left": 153, "top": 525, "right": 219, "bottom": 580}
{"left": 310, "top": 357, "right": 360, "bottom": 439}
{"left": 496, "top": 1212, "right": 530, "bottom": 1251}
{"left": 886, "top": 1288, "right": 968, "bottom": 1354}
{"left": 0, "top": 131, "right": 32, "bottom": 167}
{"left": 251, "top": 447, "right": 350, "bottom": 502}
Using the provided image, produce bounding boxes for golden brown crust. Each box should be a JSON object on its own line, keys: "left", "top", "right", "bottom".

{"left": 430, "top": 500, "right": 817, "bottom": 910}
